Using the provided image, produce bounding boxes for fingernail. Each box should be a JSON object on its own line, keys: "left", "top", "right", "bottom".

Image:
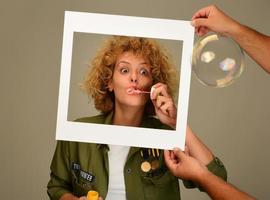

{"left": 190, "top": 20, "right": 195, "bottom": 26}
{"left": 150, "top": 87, "right": 155, "bottom": 99}
{"left": 173, "top": 147, "right": 180, "bottom": 152}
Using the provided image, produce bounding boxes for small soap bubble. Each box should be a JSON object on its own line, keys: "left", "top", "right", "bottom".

{"left": 192, "top": 34, "right": 244, "bottom": 88}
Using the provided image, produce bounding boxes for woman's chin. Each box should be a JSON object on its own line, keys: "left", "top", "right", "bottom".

{"left": 121, "top": 101, "right": 147, "bottom": 108}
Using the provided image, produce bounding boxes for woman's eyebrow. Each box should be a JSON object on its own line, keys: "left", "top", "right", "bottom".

{"left": 139, "top": 62, "right": 148, "bottom": 65}
{"left": 117, "top": 61, "right": 148, "bottom": 65}
{"left": 139, "top": 62, "right": 151, "bottom": 70}
{"left": 116, "top": 61, "right": 150, "bottom": 68}
{"left": 117, "top": 61, "right": 130, "bottom": 65}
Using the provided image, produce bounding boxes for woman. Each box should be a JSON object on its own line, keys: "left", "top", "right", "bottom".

{"left": 47, "top": 36, "right": 227, "bottom": 200}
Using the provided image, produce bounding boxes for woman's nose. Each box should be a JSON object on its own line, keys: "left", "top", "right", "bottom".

{"left": 130, "top": 72, "right": 138, "bottom": 83}
{"left": 130, "top": 77, "right": 137, "bottom": 83}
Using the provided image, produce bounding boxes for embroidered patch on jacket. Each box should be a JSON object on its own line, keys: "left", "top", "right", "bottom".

{"left": 71, "top": 162, "right": 95, "bottom": 183}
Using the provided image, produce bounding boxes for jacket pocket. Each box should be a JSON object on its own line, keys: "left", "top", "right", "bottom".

{"left": 141, "top": 169, "right": 180, "bottom": 200}
{"left": 71, "top": 172, "right": 94, "bottom": 196}
{"left": 141, "top": 168, "right": 175, "bottom": 187}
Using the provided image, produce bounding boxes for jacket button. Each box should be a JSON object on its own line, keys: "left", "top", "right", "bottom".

{"left": 126, "top": 168, "right": 132, "bottom": 174}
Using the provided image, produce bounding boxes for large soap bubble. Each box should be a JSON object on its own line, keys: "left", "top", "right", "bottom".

{"left": 192, "top": 34, "right": 244, "bottom": 88}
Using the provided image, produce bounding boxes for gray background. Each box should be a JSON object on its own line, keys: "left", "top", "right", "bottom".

{"left": 1, "top": 0, "right": 269, "bottom": 199}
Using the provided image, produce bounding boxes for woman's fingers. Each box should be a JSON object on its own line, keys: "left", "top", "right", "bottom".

{"left": 155, "top": 95, "right": 165, "bottom": 108}
{"left": 154, "top": 95, "right": 170, "bottom": 108}
{"left": 150, "top": 82, "right": 177, "bottom": 129}
{"left": 151, "top": 83, "right": 169, "bottom": 100}
{"left": 154, "top": 95, "right": 176, "bottom": 117}
{"left": 160, "top": 102, "right": 176, "bottom": 118}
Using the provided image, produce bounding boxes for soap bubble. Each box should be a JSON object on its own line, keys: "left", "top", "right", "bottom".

{"left": 192, "top": 34, "right": 244, "bottom": 88}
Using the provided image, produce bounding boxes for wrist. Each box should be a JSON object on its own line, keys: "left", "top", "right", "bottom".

{"left": 194, "top": 168, "right": 211, "bottom": 185}
{"left": 226, "top": 20, "right": 243, "bottom": 39}
{"left": 185, "top": 127, "right": 193, "bottom": 145}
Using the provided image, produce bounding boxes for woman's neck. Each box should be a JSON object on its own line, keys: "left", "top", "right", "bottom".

{"left": 113, "top": 104, "right": 145, "bottom": 127}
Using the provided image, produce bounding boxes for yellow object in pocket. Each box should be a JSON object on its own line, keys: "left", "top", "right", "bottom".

{"left": 87, "top": 190, "right": 99, "bottom": 200}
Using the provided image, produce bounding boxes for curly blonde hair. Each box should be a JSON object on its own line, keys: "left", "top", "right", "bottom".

{"left": 82, "top": 36, "right": 178, "bottom": 114}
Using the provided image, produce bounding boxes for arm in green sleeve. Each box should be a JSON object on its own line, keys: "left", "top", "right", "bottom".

{"left": 47, "top": 141, "right": 73, "bottom": 200}
{"left": 183, "top": 156, "right": 227, "bottom": 190}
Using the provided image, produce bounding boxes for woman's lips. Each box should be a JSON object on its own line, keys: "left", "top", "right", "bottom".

{"left": 126, "top": 87, "right": 151, "bottom": 95}
{"left": 126, "top": 87, "right": 139, "bottom": 94}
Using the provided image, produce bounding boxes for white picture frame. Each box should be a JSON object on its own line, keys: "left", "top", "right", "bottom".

{"left": 56, "top": 11, "right": 194, "bottom": 150}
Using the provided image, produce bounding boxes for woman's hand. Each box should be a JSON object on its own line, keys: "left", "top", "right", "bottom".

{"left": 150, "top": 83, "right": 177, "bottom": 129}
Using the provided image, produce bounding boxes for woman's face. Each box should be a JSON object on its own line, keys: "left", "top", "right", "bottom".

{"left": 108, "top": 51, "right": 153, "bottom": 108}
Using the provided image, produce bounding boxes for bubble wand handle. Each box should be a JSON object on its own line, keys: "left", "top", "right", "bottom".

{"left": 136, "top": 90, "right": 150, "bottom": 94}
{"left": 87, "top": 190, "right": 99, "bottom": 200}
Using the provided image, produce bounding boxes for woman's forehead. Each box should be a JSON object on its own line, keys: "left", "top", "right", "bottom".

{"left": 116, "top": 51, "right": 149, "bottom": 64}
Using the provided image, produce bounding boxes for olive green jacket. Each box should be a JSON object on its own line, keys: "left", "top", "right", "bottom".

{"left": 47, "top": 113, "right": 227, "bottom": 200}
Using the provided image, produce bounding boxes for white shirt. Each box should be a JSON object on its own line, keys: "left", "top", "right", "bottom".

{"left": 106, "top": 145, "right": 130, "bottom": 200}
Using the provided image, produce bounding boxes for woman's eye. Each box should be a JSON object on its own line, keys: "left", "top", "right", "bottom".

{"left": 120, "top": 67, "right": 129, "bottom": 74}
{"left": 140, "top": 68, "right": 149, "bottom": 76}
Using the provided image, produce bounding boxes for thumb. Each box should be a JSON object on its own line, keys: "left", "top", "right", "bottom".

{"left": 172, "top": 148, "right": 185, "bottom": 160}
{"left": 191, "top": 18, "right": 209, "bottom": 28}
{"left": 164, "top": 150, "right": 174, "bottom": 164}
{"left": 184, "top": 145, "right": 190, "bottom": 156}
{"left": 164, "top": 150, "right": 175, "bottom": 170}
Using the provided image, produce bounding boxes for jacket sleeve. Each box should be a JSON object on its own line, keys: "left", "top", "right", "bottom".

{"left": 47, "top": 141, "right": 73, "bottom": 200}
{"left": 182, "top": 156, "right": 227, "bottom": 191}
